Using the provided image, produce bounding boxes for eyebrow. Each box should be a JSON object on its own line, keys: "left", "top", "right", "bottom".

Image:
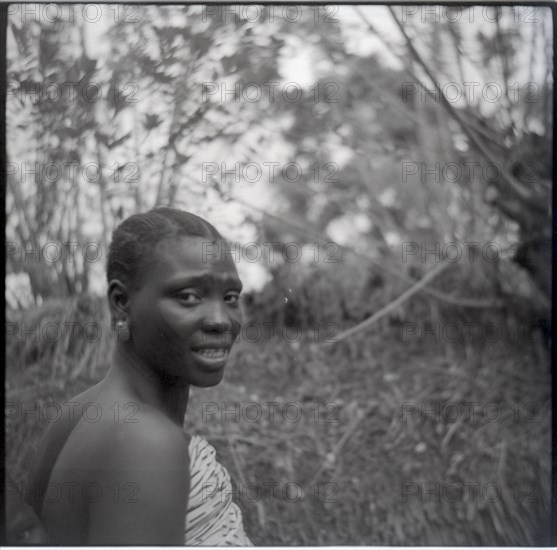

{"left": 166, "top": 273, "right": 243, "bottom": 291}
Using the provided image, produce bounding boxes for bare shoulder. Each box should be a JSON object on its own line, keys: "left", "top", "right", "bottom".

{"left": 43, "top": 402, "right": 190, "bottom": 545}
{"left": 26, "top": 381, "right": 108, "bottom": 511}
{"left": 103, "top": 406, "right": 189, "bottom": 469}
{"left": 61, "top": 401, "right": 190, "bottom": 474}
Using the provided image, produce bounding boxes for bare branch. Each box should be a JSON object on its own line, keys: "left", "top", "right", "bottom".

{"left": 328, "top": 261, "right": 452, "bottom": 343}
{"left": 368, "top": 7, "right": 546, "bottom": 212}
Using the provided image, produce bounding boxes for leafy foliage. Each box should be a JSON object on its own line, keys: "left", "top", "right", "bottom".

{"left": 6, "top": 6, "right": 552, "bottom": 545}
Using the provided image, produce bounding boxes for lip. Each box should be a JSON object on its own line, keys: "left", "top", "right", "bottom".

{"left": 191, "top": 344, "right": 230, "bottom": 350}
{"left": 191, "top": 347, "right": 230, "bottom": 372}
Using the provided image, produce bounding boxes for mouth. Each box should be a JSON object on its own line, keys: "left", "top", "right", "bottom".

{"left": 191, "top": 347, "right": 230, "bottom": 371}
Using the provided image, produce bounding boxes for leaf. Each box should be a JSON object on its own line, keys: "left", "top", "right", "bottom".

{"left": 143, "top": 113, "right": 162, "bottom": 131}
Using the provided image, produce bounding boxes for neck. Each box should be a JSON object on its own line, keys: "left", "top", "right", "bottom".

{"left": 106, "top": 345, "right": 190, "bottom": 425}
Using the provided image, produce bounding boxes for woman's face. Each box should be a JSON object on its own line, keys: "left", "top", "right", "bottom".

{"left": 126, "top": 235, "right": 243, "bottom": 387}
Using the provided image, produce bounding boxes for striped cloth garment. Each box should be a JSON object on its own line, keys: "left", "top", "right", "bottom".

{"left": 185, "top": 435, "right": 253, "bottom": 546}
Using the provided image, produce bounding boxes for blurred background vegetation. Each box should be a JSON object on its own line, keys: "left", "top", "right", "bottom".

{"left": 6, "top": 5, "right": 552, "bottom": 545}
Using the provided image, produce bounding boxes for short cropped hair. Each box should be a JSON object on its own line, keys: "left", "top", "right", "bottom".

{"left": 106, "top": 207, "right": 223, "bottom": 290}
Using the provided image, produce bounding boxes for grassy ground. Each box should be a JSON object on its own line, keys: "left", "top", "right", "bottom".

{"left": 6, "top": 290, "right": 552, "bottom": 545}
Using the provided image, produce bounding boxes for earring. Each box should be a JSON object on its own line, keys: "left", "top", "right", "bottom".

{"left": 116, "top": 320, "right": 131, "bottom": 343}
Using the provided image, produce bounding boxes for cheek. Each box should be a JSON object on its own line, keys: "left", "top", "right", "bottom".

{"left": 159, "top": 307, "right": 203, "bottom": 339}
{"left": 134, "top": 301, "right": 199, "bottom": 339}
{"left": 135, "top": 320, "right": 191, "bottom": 370}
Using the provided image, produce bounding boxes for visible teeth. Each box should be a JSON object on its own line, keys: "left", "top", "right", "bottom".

{"left": 194, "top": 348, "right": 227, "bottom": 358}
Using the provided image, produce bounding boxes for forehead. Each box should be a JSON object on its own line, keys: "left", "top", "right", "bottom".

{"left": 147, "top": 235, "right": 239, "bottom": 281}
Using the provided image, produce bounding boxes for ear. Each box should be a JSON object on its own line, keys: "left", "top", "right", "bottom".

{"left": 107, "top": 279, "right": 131, "bottom": 325}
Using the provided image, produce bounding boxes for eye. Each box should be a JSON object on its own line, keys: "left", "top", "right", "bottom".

{"left": 176, "top": 291, "right": 201, "bottom": 304}
{"left": 224, "top": 292, "right": 240, "bottom": 305}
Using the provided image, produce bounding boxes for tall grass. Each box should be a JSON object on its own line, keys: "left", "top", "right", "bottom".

{"left": 6, "top": 259, "right": 551, "bottom": 545}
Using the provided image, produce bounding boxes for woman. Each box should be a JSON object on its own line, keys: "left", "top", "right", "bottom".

{"left": 25, "top": 207, "right": 252, "bottom": 545}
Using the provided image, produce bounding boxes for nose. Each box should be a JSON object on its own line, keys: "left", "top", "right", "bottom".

{"left": 202, "top": 301, "right": 233, "bottom": 334}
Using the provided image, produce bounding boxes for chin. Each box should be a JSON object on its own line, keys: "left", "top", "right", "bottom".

{"left": 190, "top": 369, "right": 226, "bottom": 388}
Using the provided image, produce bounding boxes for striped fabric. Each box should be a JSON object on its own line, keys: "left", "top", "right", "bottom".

{"left": 185, "top": 435, "right": 253, "bottom": 546}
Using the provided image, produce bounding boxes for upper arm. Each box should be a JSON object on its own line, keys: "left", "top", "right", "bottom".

{"left": 26, "top": 404, "right": 80, "bottom": 514}
{"left": 87, "top": 419, "right": 190, "bottom": 545}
